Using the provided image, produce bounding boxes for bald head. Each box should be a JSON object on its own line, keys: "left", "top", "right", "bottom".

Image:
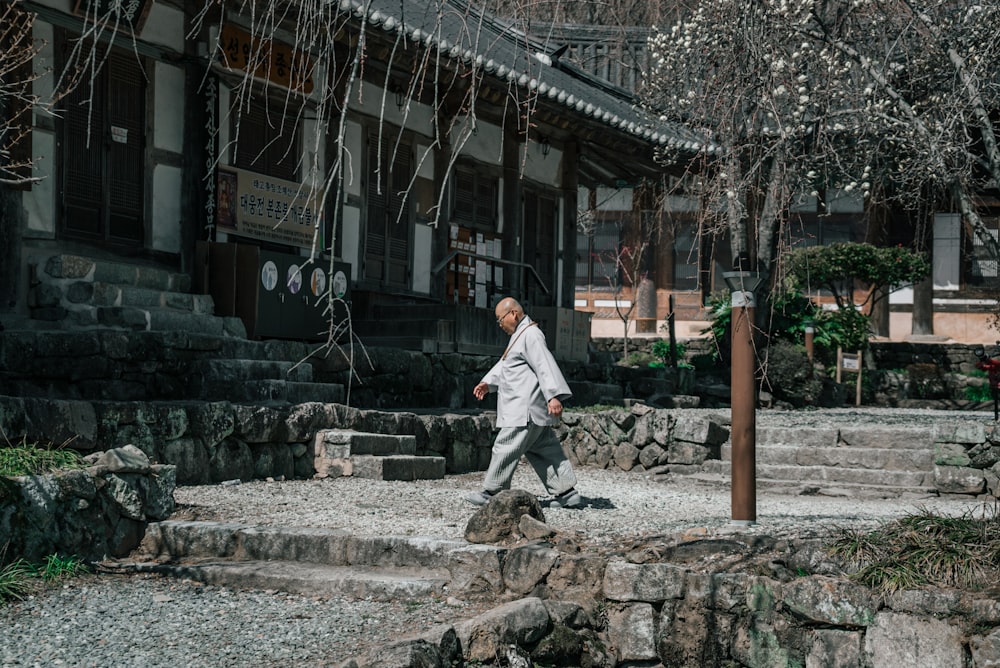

{"left": 494, "top": 297, "right": 524, "bottom": 334}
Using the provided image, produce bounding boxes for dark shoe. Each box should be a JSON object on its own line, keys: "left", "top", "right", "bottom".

{"left": 548, "top": 488, "right": 582, "bottom": 508}
{"left": 465, "top": 490, "right": 495, "bottom": 506}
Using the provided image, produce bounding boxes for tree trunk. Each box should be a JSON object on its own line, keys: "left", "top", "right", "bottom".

{"left": 911, "top": 277, "right": 934, "bottom": 335}
{"left": 870, "top": 286, "right": 890, "bottom": 337}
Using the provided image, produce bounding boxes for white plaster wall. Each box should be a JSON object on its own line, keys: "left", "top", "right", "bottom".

{"left": 933, "top": 213, "right": 961, "bottom": 291}
{"left": 25, "top": 132, "right": 56, "bottom": 238}
{"left": 521, "top": 141, "right": 561, "bottom": 186}
{"left": 413, "top": 223, "right": 432, "bottom": 293}
{"left": 595, "top": 187, "right": 633, "bottom": 211}
{"left": 26, "top": 21, "right": 57, "bottom": 237}
{"left": 139, "top": 3, "right": 185, "bottom": 52}
{"left": 450, "top": 117, "right": 503, "bottom": 166}
{"left": 415, "top": 142, "right": 434, "bottom": 179}
{"left": 348, "top": 81, "right": 435, "bottom": 139}
{"left": 343, "top": 120, "right": 363, "bottom": 198}
{"left": 152, "top": 165, "right": 182, "bottom": 253}
{"left": 341, "top": 206, "right": 360, "bottom": 281}
{"left": 154, "top": 63, "right": 185, "bottom": 152}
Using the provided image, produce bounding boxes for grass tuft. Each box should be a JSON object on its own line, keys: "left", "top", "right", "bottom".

{"left": 34, "top": 554, "right": 90, "bottom": 582}
{"left": 0, "top": 553, "right": 91, "bottom": 605}
{"left": 0, "top": 437, "right": 84, "bottom": 477}
{"left": 827, "top": 505, "right": 1000, "bottom": 593}
{"left": 0, "top": 559, "right": 35, "bottom": 602}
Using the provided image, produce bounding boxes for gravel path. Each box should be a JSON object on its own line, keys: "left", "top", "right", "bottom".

{"left": 1, "top": 407, "right": 994, "bottom": 667}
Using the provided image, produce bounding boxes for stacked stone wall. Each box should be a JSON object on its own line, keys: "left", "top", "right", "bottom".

{"left": 0, "top": 445, "right": 175, "bottom": 564}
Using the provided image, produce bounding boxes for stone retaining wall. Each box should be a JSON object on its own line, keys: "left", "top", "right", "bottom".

{"left": 6, "top": 394, "right": 1000, "bottom": 497}
{"left": 0, "top": 395, "right": 727, "bottom": 486}
{"left": 0, "top": 445, "right": 176, "bottom": 564}
{"left": 456, "top": 537, "right": 1000, "bottom": 667}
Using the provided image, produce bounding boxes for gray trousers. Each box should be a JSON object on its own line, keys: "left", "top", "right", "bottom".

{"left": 482, "top": 422, "right": 577, "bottom": 496}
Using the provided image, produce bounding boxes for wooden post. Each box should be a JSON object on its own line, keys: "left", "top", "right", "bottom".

{"left": 836, "top": 347, "right": 863, "bottom": 406}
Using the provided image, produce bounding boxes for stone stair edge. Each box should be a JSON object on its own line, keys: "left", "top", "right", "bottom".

{"left": 138, "top": 519, "right": 493, "bottom": 566}
{"left": 689, "top": 469, "right": 937, "bottom": 497}
{"left": 122, "top": 559, "right": 451, "bottom": 601}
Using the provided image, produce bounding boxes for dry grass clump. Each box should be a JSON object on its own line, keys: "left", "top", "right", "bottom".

{"left": 828, "top": 505, "right": 1000, "bottom": 593}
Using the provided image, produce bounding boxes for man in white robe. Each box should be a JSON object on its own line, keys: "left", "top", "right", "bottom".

{"left": 466, "top": 297, "right": 582, "bottom": 508}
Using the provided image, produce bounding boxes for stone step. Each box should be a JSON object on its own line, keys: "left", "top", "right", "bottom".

{"left": 756, "top": 426, "right": 935, "bottom": 450}
{"left": 191, "top": 360, "right": 314, "bottom": 401}
{"left": 139, "top": 521, "right": 477, "bottom": 570}
{"left": 89, "top": 282, "right": 215, "bottom": 314}
{"left": 688, "top": 468, "right": 938, "bottom": 499}
{"left": 703, "top": 460, "right": 932, "bottom": 488}
{"left": 313, "top": 432, "right": 441, "bottom": 480}
{"left": 43, "top": 254, "right": 191, "bottom": 292}
{"left": 127, "top": 520, "right": 508, "bottom": 601}
{"left": 720, "top": 444, "right": 935, "bottom": 471}
{"left": 284, "top": 381, "right": 345, "bottom": 405}
{"left": 192, "top": 359, "right": 313, "bottom": 383}
{"left": 127, "top": 560, "right": 450, "bottom": 601}
{"left": 59, "top": 305, "right": 244, "bottom": 337}
{"left": 316, "top": 430, "right": 417, "bottom": 457}
{"left": 197, "top": 379, "right": 342, "bottom": 404}
{"left": 352, "top": 455, "right": 446, "bottom": 481}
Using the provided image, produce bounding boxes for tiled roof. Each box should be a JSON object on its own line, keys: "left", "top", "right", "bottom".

{"left": 335, "top": 0, "right": 711, "bottom": 154}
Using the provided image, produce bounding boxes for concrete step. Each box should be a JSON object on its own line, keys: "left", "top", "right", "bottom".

{"left": 703, "top": 460, "right": 931, "bottom": 488}
{"left": 128, "top": 560, "right": 450, "bottom": 601}
{"left": 720, "top": 444, "right": 935, "bottom": 471}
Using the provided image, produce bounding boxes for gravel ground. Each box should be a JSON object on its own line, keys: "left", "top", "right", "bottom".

{"left": 1, "top": 407, "right": 994, "bottom": 667}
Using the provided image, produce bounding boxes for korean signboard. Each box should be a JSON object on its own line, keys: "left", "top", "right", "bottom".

{"left": 218, "top": 23, "right": 314, "bottom": 95}
{"left": 216, "top": 167, "right": 323, "bottom": 250}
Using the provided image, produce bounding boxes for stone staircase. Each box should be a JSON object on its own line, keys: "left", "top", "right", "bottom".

{"left": 700, "top": 424, "right": 939, "bottom": 497}
{"left": 7, "top": 252, "right": 347, "bottom": 405}
{"left": 314, "top": 429, "right": 446, "bottom": 481}
{"left": 129, "top": 519, "right": 491, "bottom": 601}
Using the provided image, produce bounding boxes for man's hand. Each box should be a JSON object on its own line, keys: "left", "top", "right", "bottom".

{"left": 473, "top": 382, "right": 489, "bottom": 400}
{"left": 547, "top": 397, "right": 563, "bottom": 417}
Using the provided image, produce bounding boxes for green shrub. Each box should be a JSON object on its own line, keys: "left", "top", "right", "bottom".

{"left": 651, "top": 339, "right": 687, "bottom": 365}
{"left": 965, "top": 384, "right": 994, "bottom": 402}
{"left": 620, "top": 351, "right": 657, "bottom": 367}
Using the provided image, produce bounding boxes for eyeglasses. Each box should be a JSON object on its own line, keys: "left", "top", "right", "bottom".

{"left": 496, "top": 309, "right": 514, "bottom": 326}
